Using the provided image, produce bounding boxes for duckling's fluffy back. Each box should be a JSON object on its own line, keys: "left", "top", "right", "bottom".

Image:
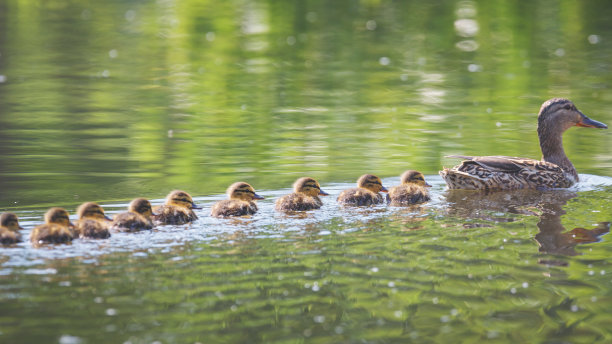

{"left": 276, "top": 193, "right": 323, "bottom": 212}
{"left": 0, "top": 228, "right": 21, "bottom": 245}
{"left": 153, "top": 205, "right": 198, "bottom": 225}
{"left": 337, "top": 188, "right": 384, "bottom": 206}
{"left": 211, "top": 200, "right": 258, "bottom": 217}
{"left": 75, "top": 219, "right": 111, "bottom": 239}
{"left": 112, "top": 212, "right": 153, "bottom": 232}
{"left": 387, "top": 184, "right": 430, "bottom": 206}
{"left": 30, "top": 224, "right": 74, "bottom": 244}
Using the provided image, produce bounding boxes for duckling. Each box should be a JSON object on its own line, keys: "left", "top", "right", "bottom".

{"left": 387, "top": 170, "right": 431, "bottom": 206}
{"left": 0, "top": 212, "right": 24, "bottom": 245}
{"left": 440, "top": 98, "right": 608, "bottom": 190}
{"left": 276, "top": 177, "right": 329, "bottom": 212}
{"left": 75, "top": 202, "right": 111, "bottom": 239}
{"left": 211, "top": 182, "right": 264, "bottom": 217}
{"left": 30, "top": 208, "right": 75, "bottom": 244}
{"left": 111, "top": 198, "right": 155, "bottom": 232}
{"left": 337, "top": 174, "right": 388, "bottom": 206}
{"left": 153, "top": 190, "right": 201, "bottom": 225}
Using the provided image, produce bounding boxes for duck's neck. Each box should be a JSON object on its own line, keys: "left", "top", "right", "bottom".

{"left": 538, "top": 125, "right": 578, "bottom": 181}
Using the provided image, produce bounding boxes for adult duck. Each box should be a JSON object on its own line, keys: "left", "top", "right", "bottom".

{"left": 440, "top": 98, "right": 607, "bottom": 190}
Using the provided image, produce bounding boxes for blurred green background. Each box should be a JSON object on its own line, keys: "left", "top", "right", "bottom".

{"left": 1, "top": 0, "right": 611, "bottom": 209}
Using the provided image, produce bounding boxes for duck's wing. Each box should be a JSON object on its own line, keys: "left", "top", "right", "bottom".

{"left": 446, "top": 155, "right": 545, "bottom": 173}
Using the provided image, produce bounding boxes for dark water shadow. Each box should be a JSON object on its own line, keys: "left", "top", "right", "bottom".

{"left": 442, "top": 189, "right": 609, "bottom": 261}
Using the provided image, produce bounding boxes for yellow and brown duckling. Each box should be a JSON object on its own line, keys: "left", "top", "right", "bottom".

{"left": 275, "top": 177, "right": 329, "bottom": 212}
{"left": 0, "top": 212, "right": 24, "bottom": 245}
{"left": 387, "top": 170, "right": 431, "bottom": 206}
{"left": 75, "top": 202, "right": 112, "bottom": 239}
{"left": 211, "top": 182, "right": 264, "bottom": 217}
{"left": 30, "top": 207, "right": 75, "bottom": 245}
{"left": 440, "top": 98, "right": 608, "bottom": 190}
{"left": 153, "top": 190, "right": 201, "bottom": 225}
{"left": 337, "top": 174, "right": 388, "bottom": 206}
{"left": 111, "top": 198, "right": 155, "bottom": 232}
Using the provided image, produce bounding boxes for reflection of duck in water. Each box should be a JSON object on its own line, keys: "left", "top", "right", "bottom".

{"left": 387, "top": 170, "right": 431, "bottom": 206}
{"left": 338, "top": 174, "right": 388, "bottom": 206}
{"left": 154, "top": 190, "right": 201, "bottom": 225}
{"left": 444, "top": 188, "right": 609, "bottom": 258}
{"left": 75, "top": 202, "right": 112, "bottom": 239}
{"left": 0, "top": 213, "right": 24, "bottom": 244}
{"left": 211, "top": 182, "right": 264, "bottom": 217}
{"left": 111, "top": 198, "right": 155, "bottom": 232}
{"left": 30, "top": 208, "right": 75, "bottom": 245}
{"left": 440, "top": 98, "right": 607, "bottom": 190}
{"left": 276, "top": 177, "right": 329, "bottom": 212}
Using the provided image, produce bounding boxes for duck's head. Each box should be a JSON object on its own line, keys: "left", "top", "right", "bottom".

{"left": 293, "top": 177, "right": 329, "bottom": 197}
{"left": 165, "top": 190, "right": 202, "bottom": 210}
{"left": 357, "top": 174, "right": 388, "bottom": 193}
{"left": 129, "top": 198, "right": 155, "bottom": 218}
{"left": 44, "top": 207, "right": 74, "bottom": 227}
{"left": 538, "top": 98, "right": 607, "bottom": 134}
{"left": 227, "top": 182, "right": 264, "bottom": 201}
{"left": 400, "top": 170, "right": 431, "bottom": 187}
{"left": 0, "top": 212, "right": 24, "bottom": 231}
{"left": 77, "top": 202, "right": 112, "bottom": 221}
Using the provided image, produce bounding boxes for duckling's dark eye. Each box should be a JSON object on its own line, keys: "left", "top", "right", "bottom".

{"left": 563, "top": 104, "right": 571, "bottom": 110}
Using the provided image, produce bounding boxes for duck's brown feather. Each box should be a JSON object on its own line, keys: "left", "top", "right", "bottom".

{"left": 440, "top": 156, "right": 574, "bottom": 190}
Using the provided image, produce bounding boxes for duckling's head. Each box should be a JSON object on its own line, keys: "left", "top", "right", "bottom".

{"left": 128, "top": 198, "right": 155, "bottom": 217}
{"left": 227, "top": 182, "right": 264, "bottom": 201}
{"left": 400, "top": 170, "right": 432, "bottom": 187}
{"left": 77, "top": 202, "right": 112, "bottom": 221}
{"left": 165, "top": 190, "right": 202, "bottom": 209}
{"left": 44, "top": 207, "right": 74, "bottom": 227}
{"left": 538, "top": 98, "right": 607, "bottom": 135}
{"left": 0, "top": 212, "right": 24, "bottom": 231}
{"left": 357, "top": 174, "right": 388, "bottom": 193}
{"left": 293, "top": 177, "right": 329, "bottom": 197}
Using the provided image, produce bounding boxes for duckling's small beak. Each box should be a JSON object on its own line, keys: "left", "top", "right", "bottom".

{"left": 254, "top": 193, "right": 265, "bottom": 200}
{"left": 318, "top": 190, "right": 329, "bottom": 196}
{"left": 18, "top": 225, "right": 24, "bottom": 230}
{"left": 577, "top": 114, "right": 608, "bottom": 129}
{"left": 191, "top": 202, "right": 202, "bottom": 210}
{"left": 425, "top": 182, "right": 432, "bottom": 187}
{"left": 68, "top": 222, "right": 75, "bottom": 228}
{"left": 104, "top": 215, "right": 113, "bottom": 222}
{"left": 381, "top": 186, "right": 388, "bottom": 193}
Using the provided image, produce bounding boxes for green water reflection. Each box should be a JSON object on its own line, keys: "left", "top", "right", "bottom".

{"left": 1, "top": 0, "right": 612, "bottom": 343}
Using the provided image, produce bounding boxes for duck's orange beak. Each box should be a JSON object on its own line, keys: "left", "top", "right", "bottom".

{"left": 318, "top": 190, "right": 329, "bottom": 196}
{"left": 380, "top": 186, "right": 388, "bottom": 193}
{"left": 577, "top": 114, "right": 608, "bottom": 129}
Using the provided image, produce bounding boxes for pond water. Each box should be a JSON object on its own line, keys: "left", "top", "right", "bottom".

{"left": 1, "top": 0, "right": 612, "bottom": 343}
